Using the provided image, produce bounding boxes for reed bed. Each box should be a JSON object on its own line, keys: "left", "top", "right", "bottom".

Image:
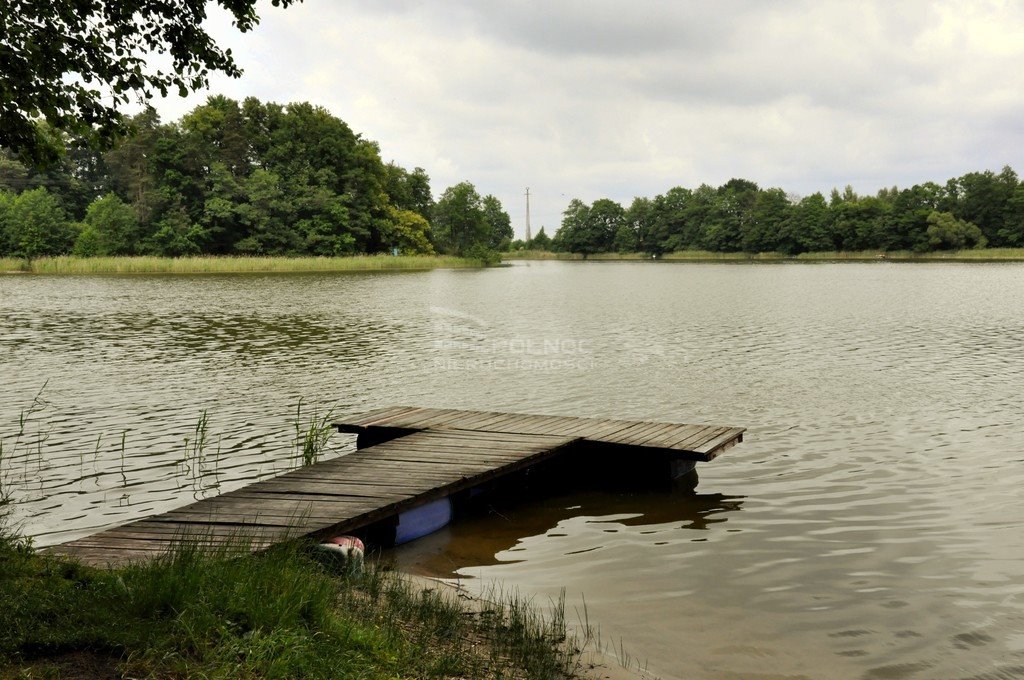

{"left": 503, "top": 248, "right": 1024, "bottom": 263}
{"left": 503, "top": 250, "right": 581, "bottom": 260}
{"left": 661, "top": 250, "right": 787, "bottom": 261}
{"left": 790, "top": 248, "right": 1024, "bottom": 261}
{"left": 0, "top": 254, "right": 483, "bottom": 274}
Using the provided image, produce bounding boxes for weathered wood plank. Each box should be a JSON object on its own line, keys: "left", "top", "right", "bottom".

{"left": 693, "top": 427, "right": 745, "bottom": 457}
{"left": 333, "top": 407, "right": 746, "bottom": 457}
{"left": 662, "top": 424, "right": 720, "bottom": 449}
{"left": 349, "top": 405, "right": 409, "bottom": 425}
{"left": 53, "top": 407, "right": 744, "bottom": 568}
{"left": 527, "top": 415, "right": 589, "bottom": 436}
{"left": 361, "top": 406, "right": 425, "bottom": 426}
{"left": 333, "top": 406, "right": 420, "bottom": 433}
{"left": 387, "top": 408, "right": 458, "bottom": 429}
{"left": 601, "top": 421, "right": 661, "bottom": 445}
{"left": 671, "top": 426, "right": 728, "bottom": 452}
{"left": 445, "top": 410, "right": 507, "bottom": 430}
{"left": 639, "top": 423, "right": 706, "bottom": 448}
{"left": 461, "top": 411, "right": 529, "bottom": 431}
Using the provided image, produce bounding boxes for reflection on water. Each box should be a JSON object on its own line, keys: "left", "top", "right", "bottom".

{"left": 3, "top": 262, "right": 1024, "bottom": 679}
{"left": 389, "top": 477, "right": 745, "bottom": 579}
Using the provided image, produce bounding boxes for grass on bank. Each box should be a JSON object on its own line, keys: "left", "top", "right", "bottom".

{"left": 504, "top": 247, "right": 1024, "bottom": 262}
{"left": 0, "top": 254, "right": 485, "bottom": 275}
{"left": 0, "top": 531, "right": 586, "bottom": 679}
{"left": 0, "top": 398, "right": 584, "bottom": 677}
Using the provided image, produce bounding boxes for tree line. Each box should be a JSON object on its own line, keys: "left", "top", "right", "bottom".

{"left": 0, "top": 96, "right": 512, "bottom": 260}
{"left": 535, "top": 170, "right": 1024, "bottom": 256}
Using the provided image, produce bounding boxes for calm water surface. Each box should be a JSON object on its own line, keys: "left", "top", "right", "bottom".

{"left": 2, "top": 261, "right": 1023, "bottom": 679}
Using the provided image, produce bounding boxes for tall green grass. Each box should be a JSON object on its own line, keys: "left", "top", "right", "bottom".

{"left": 293, "top": 398, "right": 336, "bottom": 466}
{"left": 661, "top": 250, "right": 787, "bottom": 261}
{"left": 504, "top": 248, "right": 1024, "bottom": 262}
{"left": 0, "top": 531, "right": 588, "bottom": 678}
{"left": 791, "top": 248, "right": 1024, "bottom": 261}
{"left": 504, "top": 250, "right": 583, "bottom": 260}
{"left": 0, "top": 383, "right": 51, "bottom": 534}
{"left": 0, "top": 257, "right": 24, "bottom": 272}
{"left": 0, "top": 254, "right": 484, "bottom": 274}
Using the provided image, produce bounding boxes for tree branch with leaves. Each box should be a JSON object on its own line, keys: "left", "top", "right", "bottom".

{"left": 0, "top": 0, "right": 298, "bottom": 167}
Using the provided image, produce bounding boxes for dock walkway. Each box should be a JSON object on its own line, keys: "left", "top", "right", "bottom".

{"left": 46, "top": 407, "right": 744, "bottom": 567}
{"left": 337, "top": 406, "right": 744, "bottom": 460}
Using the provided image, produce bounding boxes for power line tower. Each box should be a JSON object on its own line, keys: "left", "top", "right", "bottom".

{"left": 525, "top": 187, "right": 532, "bottom": 242}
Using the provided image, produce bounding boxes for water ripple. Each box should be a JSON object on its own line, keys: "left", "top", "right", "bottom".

{"left": 3, "top": 263, "right": 1024, "bottom": 679}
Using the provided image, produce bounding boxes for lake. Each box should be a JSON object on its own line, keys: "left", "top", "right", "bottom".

{"left": 2, "top": 261, "right": 1023, "bottom": 679}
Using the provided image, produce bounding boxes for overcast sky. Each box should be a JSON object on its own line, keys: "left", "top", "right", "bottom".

{"left": 151, "top": 0, "right": 1024, "bottom": 239}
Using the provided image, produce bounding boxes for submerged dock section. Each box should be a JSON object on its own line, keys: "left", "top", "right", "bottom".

{"left": 46, "top": 407, "right": 744, "bottom": 567}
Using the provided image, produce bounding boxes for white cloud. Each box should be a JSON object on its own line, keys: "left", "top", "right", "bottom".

{"left": 148, "top": 0, "right": 1024, "bottom": 238}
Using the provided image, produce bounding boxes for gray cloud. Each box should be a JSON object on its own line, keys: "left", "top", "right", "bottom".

{"left": 154, "top": 0, "right": 1024, "bottom": 238}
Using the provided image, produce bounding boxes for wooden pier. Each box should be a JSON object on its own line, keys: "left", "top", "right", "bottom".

{"left": 46, "top": 407, "right": 744, "bottom": 567}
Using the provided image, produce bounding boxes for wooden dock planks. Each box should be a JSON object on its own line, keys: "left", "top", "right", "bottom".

{"left": 45, "top": 429, "right": 579, "bottom": 567}
{"left": 47, "top": 407, "right": 744, "bottom": 568}
{"left": 334, "top": 407, "right": 744, "bottom": 460}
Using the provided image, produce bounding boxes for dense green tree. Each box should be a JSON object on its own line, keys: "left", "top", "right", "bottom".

{"left": 0, "top": 138, "right": 97, "bottom": 218}
{"left": 552, "top": 199, "right": 590, "bottom": 254}
{"left": 0, "top": 0, "right": 298, "bottom": 166}
{"left": 625, "top": 197, "right": 657, "bottom": 254}
{"left": 482, "top": 195, "right": 512, "bottom": 250}
{"left": 0, "top": 190, "right": 14, "bottom": 254}
{"left": 926, "top": 211, "right": 986, "bottom": 250}
{"left": 103, "top": 109, "right": 162, "bottom": 221}
{"left": 888, "top": 183, "right": 943, "bottom": 252}
{"left": 553, "top": 198, "right": 626, "bottom": 255}
{"left": 948, "top": 167, "right": 1017, "bottom": 246}
{"left": 0, "top": 154, "right": 34, "bottom": 195}
{"left": 653, "top": 187, "right": 701, "bottom": 253}
{"left": 4, "top": 188, "right": 73, "bottom": 258}
{"left": 146, "top": 196, "right": 206, "bottom": 257}
{"left": 433, "top": 182, "right": 489, "bottom": 255}
{"left": 782, "top": 193, "right": 832, "bottom": 254}
{"left": 588, "top": 199, "right": 626, "bottom": 252}
{"left": 232, "top": 169, "right": 298, "bottom": 254}
{"left": 741, "top": 188, "right": 791, "bottom": 252}
{"left": 702, "top": 179, "right": 757, "bottom": 252}
{"left": 547, "top": 166, "right": 1020, "bottom": 256}
{"left": 1002, "top": 185, "right": 1024, "bottom": 246}
{"left": 293, "top": 182, "right": 355, "bottom": 256}
{"left": 74, "top": 193, "right": 139, "bottom": 256}
{"left": 405, "top": 169, "right": 435, "bottom": 221}
{"left": 830, "top": 197, "right": 892, "bottom": 251}
{"left": 2, "top": 84, "right": 1020, "bottom": 262}
{"left": 699, "top": 188, "right": 739, "bottom": 252}
{"left": 529, "top": 227, "right": 551, "bottom": 250}
{"left": 612, "top": 223, "right": 638, "bottom": 253}
{"left": 381, "top": 207, "right": 434, "bottom": 255}
{"left": 197, "top": 163, "right": 247, "bottom": 253}
{"left": 384, "top": 164, "right": 433, "bottom": 221}
{"left": 180, "top": 96, "right": 251, "bottom": 176}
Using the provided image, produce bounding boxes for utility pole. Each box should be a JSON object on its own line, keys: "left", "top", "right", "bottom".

{"left": 525, "top": 187, "right": 532, "bottom": 242}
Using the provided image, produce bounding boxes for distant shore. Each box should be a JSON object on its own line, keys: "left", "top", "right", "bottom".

{"left": 504, "top": 248, "right": 1024, "bottom": 263}
{"left": 0, "top": 254, "right": 485, "bottom": 275}
{"left": 6, "top": 250, "right": 1021, "bottom": 276}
